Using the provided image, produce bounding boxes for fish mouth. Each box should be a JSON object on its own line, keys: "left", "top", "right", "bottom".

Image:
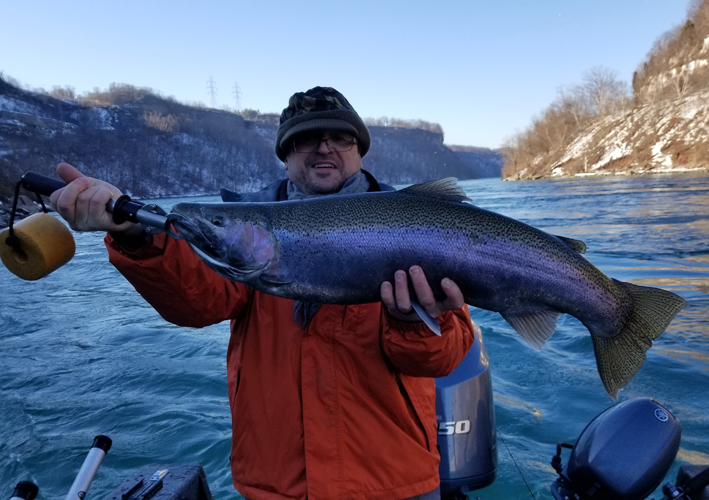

{"left": 169, "top": 215, "right": 267, "bottom": 282}
{"left": 171, "top": 216, "right": 212, "bottom": 249}
{"left": 171, "top": 216, "right": 231, "bottom": 270}
{"left": 187, "top": 242, "right": 245, "bottom": 281}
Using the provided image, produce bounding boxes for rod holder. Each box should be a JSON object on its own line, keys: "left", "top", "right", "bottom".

{"left": 65, "top": 435, "right": 112, "bottom": 500}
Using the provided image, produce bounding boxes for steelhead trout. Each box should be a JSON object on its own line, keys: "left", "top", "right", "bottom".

{"left": 171, "top": 178, "right": 687, "bottom": 399}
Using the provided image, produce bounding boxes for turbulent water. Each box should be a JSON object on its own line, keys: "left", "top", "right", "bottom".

{"left": 1, "top": 173, "right": 708, "bottom": 500}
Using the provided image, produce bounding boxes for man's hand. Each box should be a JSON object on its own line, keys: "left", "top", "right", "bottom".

{"left": 49, "top": 162, "right": 141, "bottom": 236}
{"left": 380, "top": 265, "right": 465, "bottom": 322}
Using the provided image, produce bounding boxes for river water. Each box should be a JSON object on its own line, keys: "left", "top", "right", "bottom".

{"left": 1, "top": 173, "right": 708, "bottom": 500}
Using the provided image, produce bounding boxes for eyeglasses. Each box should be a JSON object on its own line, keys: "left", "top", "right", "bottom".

{"left": 292, "top": 135, "right": 357, "bottom": 154}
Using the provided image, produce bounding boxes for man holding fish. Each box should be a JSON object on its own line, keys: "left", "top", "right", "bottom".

{"left": 50, "top": 87, "right": 476, "bottom": 500}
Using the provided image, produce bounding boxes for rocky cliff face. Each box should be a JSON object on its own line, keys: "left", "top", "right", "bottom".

{"left": 0, "top": 77, "right": 501, "bottom": 205}
{"left": 448, "top": 145, "right": 504, "bottom": 179}
{"left": 512, "top": 89, "right": 709, "bottom": 180}
{"left": 0, "top": 78, "right": 283, "bottom": 199}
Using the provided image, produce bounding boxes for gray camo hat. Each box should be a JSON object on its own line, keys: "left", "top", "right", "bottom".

{"left": 275, "top": 86, "right": 371, "bottom": 161}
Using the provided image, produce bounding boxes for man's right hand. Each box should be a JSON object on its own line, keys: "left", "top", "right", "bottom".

{"left": 50, "top": 162, "right": 142, "bottom": 236}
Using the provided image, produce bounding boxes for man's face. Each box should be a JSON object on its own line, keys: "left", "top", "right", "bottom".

{"left": 284, "top": 130, "right": 362, "bottom": 195}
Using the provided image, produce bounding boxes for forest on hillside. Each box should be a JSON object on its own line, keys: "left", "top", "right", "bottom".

{"left": 502, "top": 0, "right": 709, "bottom": 179}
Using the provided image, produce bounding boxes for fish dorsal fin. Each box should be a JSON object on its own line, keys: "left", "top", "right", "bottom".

{"left": 401, "top": 178, "right": 471, "bottom": 203}
{"left": 553, "top": 235, "right": 587, "bottom": 254}
{"left": 500, "top": 309, "right": 561, "bottom": 350}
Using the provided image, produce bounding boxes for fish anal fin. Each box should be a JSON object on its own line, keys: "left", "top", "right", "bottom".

{"left": 553, "top": 234, "right": 587, "bottom": 254}
{"left": 401, "top": 178, "right": 471, "bottom": 203}
{"left": 500, "top": 309, "right": 561, "bottom": 350}
{"left": 411, "top": 299, "right": 442, "bottom": 336}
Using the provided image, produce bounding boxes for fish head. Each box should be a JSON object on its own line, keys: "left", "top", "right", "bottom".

{"left": 170, "top": 202, "right": 277, "bottom": 283}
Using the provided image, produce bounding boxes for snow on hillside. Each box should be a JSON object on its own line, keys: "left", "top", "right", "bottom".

{"left": 549, "top": 89, "right": 709, "bottom": 178}
{"left": 0, "top": 96, "right": 45, "bottom": 117}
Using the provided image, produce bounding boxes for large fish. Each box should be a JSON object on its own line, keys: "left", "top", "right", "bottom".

{"left": 170, "top": 178, "right": 687, "bottom": 399}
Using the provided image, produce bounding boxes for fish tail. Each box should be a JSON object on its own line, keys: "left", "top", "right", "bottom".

{"left": 592, "top": 280, "right": 687, "bottom": 400}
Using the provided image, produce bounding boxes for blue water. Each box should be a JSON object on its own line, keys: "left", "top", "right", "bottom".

{"left": 1, "top": 173, "right": 708, "bottom": 499}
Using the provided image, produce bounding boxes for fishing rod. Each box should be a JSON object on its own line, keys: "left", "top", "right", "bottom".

{"left": 1, "top": 172, "right": 185, "bottom": 281}
{"left": 16, "top": 171, "right": 184, "bottom": 238}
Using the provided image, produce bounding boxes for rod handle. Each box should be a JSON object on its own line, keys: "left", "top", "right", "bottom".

{"left": 18, "top": 172, "right": 142, "bottom": 224}
{"left": 20, "top": 172, "right": 67, "bottom": 197}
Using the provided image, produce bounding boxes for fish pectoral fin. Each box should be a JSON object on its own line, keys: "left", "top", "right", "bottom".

{"left": 411, "top": 299, "right": 442, "bottom": 336}
{"left": 553, "top": 234, "right": 587, "bottom": 254}
{"left": 500, "top": 309, "right": 561, "bottom": 349}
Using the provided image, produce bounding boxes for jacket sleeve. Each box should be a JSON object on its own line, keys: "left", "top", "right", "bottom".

{"left": 380, "top": 307, "right": 477, "bottom": 378}
{"left": 105, "top": 232, "right": 250, "bottom": 328}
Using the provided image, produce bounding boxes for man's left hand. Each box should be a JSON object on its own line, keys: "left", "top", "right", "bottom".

{"left": 380, "top": 266, "right": 465, "bottom": 322}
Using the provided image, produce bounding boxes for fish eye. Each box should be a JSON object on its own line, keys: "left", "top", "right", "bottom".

{"left": 211, "top": 215, "right": 224, "bottom": 226}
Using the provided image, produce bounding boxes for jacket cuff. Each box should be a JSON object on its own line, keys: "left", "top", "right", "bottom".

{"left": 105, "top": 232, "right": 167, "bottom": 260}
{"left": 108, "top": 229, "right": 150, "bottom": 251}
{"left": 384, "top": 309, "right": 445, "bottom": 338}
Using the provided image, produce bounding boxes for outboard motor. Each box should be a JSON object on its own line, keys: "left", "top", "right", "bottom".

{"left": 551, "top": 398, "right": 681, "bottom": 500}
{"left": 435, "top": 329, "right": 497, "bottom": 498}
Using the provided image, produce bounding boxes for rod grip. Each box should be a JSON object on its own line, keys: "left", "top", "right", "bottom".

{"left": 20, "top": 172, "right": 67, "bottom": 197}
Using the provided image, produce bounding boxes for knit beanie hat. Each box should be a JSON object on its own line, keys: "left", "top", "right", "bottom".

{"left": 275, "top": 86, "right": 371, "bottom": 161}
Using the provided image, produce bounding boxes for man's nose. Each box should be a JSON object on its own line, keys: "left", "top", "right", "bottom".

{"left": 316, "top": 138, "right": 332, "bottom": 154}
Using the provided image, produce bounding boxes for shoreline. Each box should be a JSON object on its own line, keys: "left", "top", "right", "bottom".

{"left": 504, "top": 166, "right": 709, "bottom": 181}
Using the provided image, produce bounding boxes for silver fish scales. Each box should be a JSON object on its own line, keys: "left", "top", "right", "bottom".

{"left": 171, "top": 178, "right": 687, "bottom": 399}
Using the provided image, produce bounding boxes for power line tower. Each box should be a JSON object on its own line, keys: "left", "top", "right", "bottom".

{"left": 232, "top": 82, "right": 242, "bottom": 112}
{"left": 206, "top": 77, "right": 218, "bottom": 107}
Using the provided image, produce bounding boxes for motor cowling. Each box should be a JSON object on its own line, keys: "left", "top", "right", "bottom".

{"left": 435, "top": 329, "right": 497, "bottom": 497}
{"left": 551, "top": 398, "right": 681, "bottom": 500}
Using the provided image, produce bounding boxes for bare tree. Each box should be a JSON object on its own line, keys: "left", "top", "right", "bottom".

{"left": 557, "top": 85, "right": 593, "bottom": 127}
{"left": 49, "top": 85, "right": 77, "bottom": 100}
{"left": 581, "top": 67, "right": 629, "bottom": 115}
{"left": 671, "top": 72, "right": 693, "bottom": 97}
{"left": 364, "top": 116, "right": 443, "bottom": 134}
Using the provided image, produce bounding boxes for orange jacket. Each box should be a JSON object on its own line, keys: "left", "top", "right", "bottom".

{"left": 106, "top": 232, "right": 475, "bottom": 500}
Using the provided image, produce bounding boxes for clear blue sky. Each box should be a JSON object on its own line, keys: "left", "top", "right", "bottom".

{"left": 1, "top": 0, "right": 692, "bottom": 148}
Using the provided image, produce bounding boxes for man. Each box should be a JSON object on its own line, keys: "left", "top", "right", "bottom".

{"left": 51, "top": 87, "right": 476, "bottom": 500}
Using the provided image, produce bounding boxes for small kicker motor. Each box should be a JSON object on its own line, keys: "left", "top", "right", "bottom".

{"left": 551, "top": 397, "right": 709, "bottom": 500}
